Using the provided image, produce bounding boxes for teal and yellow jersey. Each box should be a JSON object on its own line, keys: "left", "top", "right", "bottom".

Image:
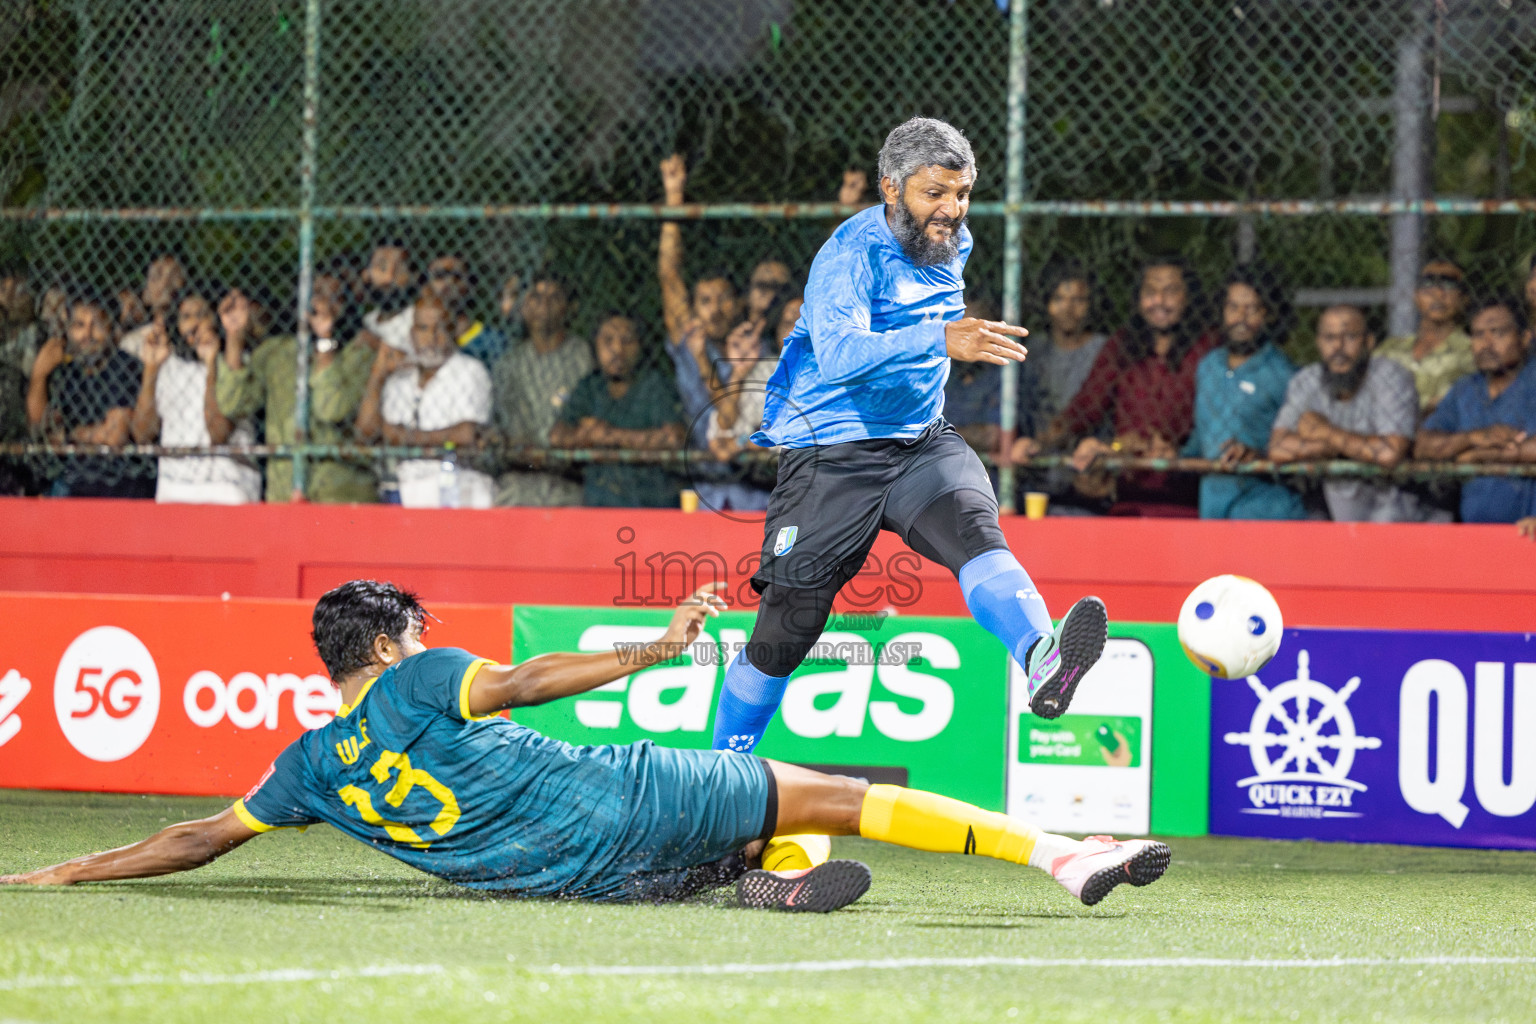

{"left": 235, "top": 647, "right": 769, "bottom": 899}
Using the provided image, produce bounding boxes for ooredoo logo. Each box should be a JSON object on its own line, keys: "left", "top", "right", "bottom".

{"left": 53, "top": 626, "right": 161, "bottom": 762}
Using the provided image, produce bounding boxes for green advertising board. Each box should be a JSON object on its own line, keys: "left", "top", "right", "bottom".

{"left": 510, "top": 608, "right": 1211, "bottom": 834}
{"left": 511, "top": 607, "right": 1010, "bottom": 810}
{"left": 1125, "top": 622, "right": 1211, "bottom": 836}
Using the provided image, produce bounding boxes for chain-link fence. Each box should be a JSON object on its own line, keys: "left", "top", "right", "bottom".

{"left": 3, "top": 1, "right": 1535, "bottom": 516}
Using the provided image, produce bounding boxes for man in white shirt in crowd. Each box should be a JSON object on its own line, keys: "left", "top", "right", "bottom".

{"left": 356, "top": 291, "right": 494, "bottom": 508}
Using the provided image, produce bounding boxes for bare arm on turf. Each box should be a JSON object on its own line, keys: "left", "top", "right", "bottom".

{"left": 1, "top": 805, "right": 259, "bottom": 886}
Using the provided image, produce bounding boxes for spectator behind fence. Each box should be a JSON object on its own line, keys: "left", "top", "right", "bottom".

{"left": 115, "top": 285, "right": 148, "bottom": 336}
{"left": 1414, "top": 297, "right": 1536, "bottom": 523}
{"left": 216, "top": 272, "right": 378, "bottom": 503}
{"left": 491, "top": 272, "right": 592, "bottom": 506}
{"left": 703, "top": 296, "right": 794, "bottom": 511}
{"left": 1269, "top": 305, "right": 1430, "bottom": 522}
{"left": 0, "top": 271, "right": 31, "bottom": 493}
{"left": 945, "top": 292, "right": 1003, "bottom": 457}
{"left": 1059, "top": 258, "right": 1218, "bottom": 516}
{"left": 0, "top": 268, "right": 38, "bottom": 377}
{"left": 36, "top": 280, "right": 68, "bottom": 344}
{"left": 1184, "top": 267, "right": 1303, "bottom": 520}
{"left": 131, "top": 287, "right": 261, "bottom": 505}
{"left": 26, "top": 289, "right": 153, "bottom": 498}
{"left": 1524, "top": 257, "right": 1536, "bottom": 336}
{"left": 1009, "top": 266, "right": 1108, "bottom": 513}
{"left": 119, "top": 253, "right": 188, "bottom": 361}
{"left": 0, "top": 354, "right": 25, "bottom": 495}
{"left": 744, "top": 256, "right": 792, "bottom": 324}
{"left": 1377, "top": 257, "right": 1473, "bottom": 412}
{"left": 697, "top": 281, "right": 798, "bottom": 512}
{"left": 361, "top": 239, "right": 415, "bottom": 354}
{"left": 658, "top": 154, "right": 737, "bottom": 448}
{"left": 356, "top": 291, "right": 494, "bottom": 509}
{"left": 550, "top": 312, "right": 684, "bottom": 508}
{"left": 1022, "top": 266, "right": 1110, "bottom": 432}
{"left": 427, "top": 253, "right": 506, "bottom": 367}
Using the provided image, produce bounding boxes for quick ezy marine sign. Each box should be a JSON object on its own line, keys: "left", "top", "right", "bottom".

{"left": 1209, "top": 628, "right": 1536, "bottom": 850}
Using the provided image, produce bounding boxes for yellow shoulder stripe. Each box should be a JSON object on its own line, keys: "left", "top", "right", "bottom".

{"left": 336, "top": 676, "right": 377, "bottom": 718}
{"left": 232, "top": 799, "right": 277, "bottom": 833}
{"left": 458, "top": 658, "right": 500, "bottom": 721}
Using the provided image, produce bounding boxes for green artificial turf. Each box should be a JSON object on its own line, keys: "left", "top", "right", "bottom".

{"left": 2, "top": 789, "right": 1534, "bottom": 1023}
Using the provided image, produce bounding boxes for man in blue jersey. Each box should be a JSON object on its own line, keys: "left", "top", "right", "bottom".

{"left": 3, "top": 580, "right": 1168, "bottom": 911}
{"left": 711, "top": 118, "right": 1109, "bottom": 764}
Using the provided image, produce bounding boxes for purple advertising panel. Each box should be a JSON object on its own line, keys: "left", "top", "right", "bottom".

{"left": 1210, "top": 628, "right": 1536, "bottom": 850}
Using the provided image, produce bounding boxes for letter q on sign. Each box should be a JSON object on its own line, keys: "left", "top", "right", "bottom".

{"left": 53, "top": 626, "right": 161, "bottom": 762}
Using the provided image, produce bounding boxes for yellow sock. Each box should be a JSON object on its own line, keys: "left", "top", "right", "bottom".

{"left": 858, "top": 784, "right": 1040, "bottom": 865}
{"left": 761, "top": 833, "right": 832, "bottom": 872}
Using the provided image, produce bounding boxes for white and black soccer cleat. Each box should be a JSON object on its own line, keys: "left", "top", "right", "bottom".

{"left": 1049, "top": 836, "right": 1171, "bottom": 907}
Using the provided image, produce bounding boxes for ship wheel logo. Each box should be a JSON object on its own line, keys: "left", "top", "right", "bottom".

{"left": 1223, "top": 650, "right": 1382, "bottom": 789}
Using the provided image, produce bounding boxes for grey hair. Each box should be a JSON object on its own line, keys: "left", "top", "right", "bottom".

{"left": 877, "top": 117, "right": 976, "bottom": 194}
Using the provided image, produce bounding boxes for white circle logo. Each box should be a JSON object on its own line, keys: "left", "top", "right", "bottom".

{"left": 53, "top": 626, "right": 161, "bottom": 762}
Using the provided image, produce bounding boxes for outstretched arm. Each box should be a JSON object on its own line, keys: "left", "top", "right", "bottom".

{"left": 1, "top": 805, "right": 259, "bottom": 886}
{"left": 465, "top": 584, "right": 727, "bottom": 714}
{"left": 658, "top": 154, "right": 691, "bottom": 343}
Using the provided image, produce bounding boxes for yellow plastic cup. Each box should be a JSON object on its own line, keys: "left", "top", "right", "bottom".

{"left": 1024, "top": 491, "right": 1049, "bottom": 520}
{"left": 679, "top": 489, "right": 700, "bottom": 513}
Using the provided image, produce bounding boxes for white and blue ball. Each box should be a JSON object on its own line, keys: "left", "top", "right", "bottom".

{"left": 1176, "top": 574, "right": 1283, "bottom": 679}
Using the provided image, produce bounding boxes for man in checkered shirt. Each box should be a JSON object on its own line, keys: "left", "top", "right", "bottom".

{"left": 1269, "top": 305, "right": 1436, "bottom": 522}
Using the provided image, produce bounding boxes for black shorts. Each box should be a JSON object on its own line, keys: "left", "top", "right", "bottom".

{"left": 751, "top": 419, "right": 997, "bottom": 592}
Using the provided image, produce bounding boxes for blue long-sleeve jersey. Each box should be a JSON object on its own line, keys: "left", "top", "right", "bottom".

{"left": 752, "top": 204, "right": 971, "bottom": 448}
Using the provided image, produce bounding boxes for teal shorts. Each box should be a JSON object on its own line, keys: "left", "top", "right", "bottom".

{"left": 559, "top": 744, "right": 774, "bottom": 902}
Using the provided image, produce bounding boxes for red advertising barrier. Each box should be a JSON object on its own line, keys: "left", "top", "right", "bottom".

{"left": 0, "top": 593, "right": 511, "bottom": 797}
{"left": 1, "top": 498, "right": 1535, "bottom": 630}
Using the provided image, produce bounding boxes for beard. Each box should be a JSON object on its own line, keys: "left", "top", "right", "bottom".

{"left": 1323, "top": 357, "right": 1370, "bottom": 399}
{"left": 368, "top": 284, "right": 411, "bottom": 317}
{"left": 889, "top": 197, "right": 965, "bottom": 267}
{"left": 413, "top": 346, "right": 451, "bottom": 371}
{"left": 1476, "top": 351, "right": 1527, "bottom": 380}
{"left": 1224, "top": 332, "right": 1263, "bottom": 357}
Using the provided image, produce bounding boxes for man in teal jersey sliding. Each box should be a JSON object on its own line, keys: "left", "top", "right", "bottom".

{"left": 4, "top": 580, "right": 1168, "bottom": 911}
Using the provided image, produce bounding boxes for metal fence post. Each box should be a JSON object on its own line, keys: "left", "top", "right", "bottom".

{"left": 290, "top": 0, "right": 322, "bottom": 501}
{"left": 998, "top": 0, "right": 1028, "bottom": 515}
{"left": 1389, "top": 25, "right": 1429, "bottom": 339}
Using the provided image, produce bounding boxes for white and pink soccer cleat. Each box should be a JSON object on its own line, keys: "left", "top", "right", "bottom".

{"left": 1050, "top": 835, "right": 1170, "bottom": 906}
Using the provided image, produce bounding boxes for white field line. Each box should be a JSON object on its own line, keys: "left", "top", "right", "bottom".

{"left": 3, "top": 955, "right": 1533, "bottom": 991}
{"left": 540, "top": 955, "right": 1536, "bottom": 977}
{"left": 0, "top": 963, "right": 445, "bottom": 992}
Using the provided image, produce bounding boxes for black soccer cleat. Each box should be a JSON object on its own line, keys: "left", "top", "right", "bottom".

{"left": 736, "top": 859, "right": 872, "bottom": 913}
{"left": 1026, "top": 596, "right": 1109, "bottom": 720}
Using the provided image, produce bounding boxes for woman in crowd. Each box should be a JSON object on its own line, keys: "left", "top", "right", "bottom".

{"left": 131, "top": 285, "right": 261, "bottom": 504}
{"left": 702, "top": 288, "right": 799, "bottom": 511}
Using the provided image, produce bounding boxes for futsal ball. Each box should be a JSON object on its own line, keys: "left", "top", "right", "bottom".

{"left": 1177, "top": 574, "right": 1283, "bottom": 679}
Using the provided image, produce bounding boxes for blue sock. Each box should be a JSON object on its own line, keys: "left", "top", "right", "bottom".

{"left": 958, "top": 548, "right": 1054, "bottom": 668}
{"left": 711, "top": 651, "right": 791, "bottom": 753}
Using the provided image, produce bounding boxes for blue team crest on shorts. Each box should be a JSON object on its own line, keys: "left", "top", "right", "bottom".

{"left": 773, "top": 526, "right": 798, "bottom": 556}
